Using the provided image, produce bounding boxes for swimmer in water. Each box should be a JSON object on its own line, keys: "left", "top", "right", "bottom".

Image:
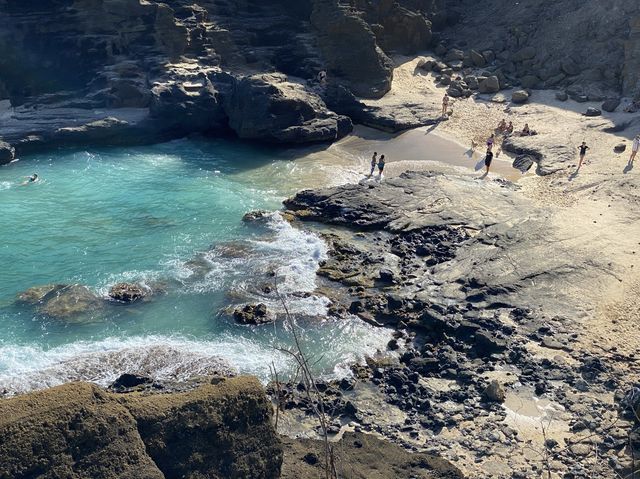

{"left": 21, "top": 173, "right": 38, "bottom": 186}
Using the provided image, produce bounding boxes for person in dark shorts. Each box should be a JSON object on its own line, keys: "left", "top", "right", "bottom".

{"left": 378, "top": 154, "right": 386, "bottom": 177}
{"left": 369, "top": 152, "right": 378, "bottom": 176}
{"left": 578, "top": 141, "right": 589, "bottom": 168}
{"left": 484, "top": 149, "right": 494, "bottom": 174}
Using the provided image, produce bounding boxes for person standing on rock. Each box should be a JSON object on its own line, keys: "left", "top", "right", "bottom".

{"left": 441, "top": 93, "right": 449, "bottom": 117}
{"left": 577, "top": 141, "right": 590, "bottom": 169}
{"left": 369, "top": 152, "right": 378, "bottom": 177}
{"left": 629, "top": 134, "right": 640, "bottom": 164}
{"left": 377, "top": 154, "right": 386, "bottom": 178}
{"left": 484, "top": 149, "right": 494, "bottom": 174}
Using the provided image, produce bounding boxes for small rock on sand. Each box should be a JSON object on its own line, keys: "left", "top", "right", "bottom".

{"left": 483, "top": 380, "right": 506, "bottom": 403}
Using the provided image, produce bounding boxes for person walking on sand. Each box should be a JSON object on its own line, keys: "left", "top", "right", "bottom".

{"left": 577, "top": 141, "right": 590, "bottom": 169}
{"left": 484, "top": 149, "right": 494, "bottom": 175}
{"left": 377, "top": 154, "right": 386, "bottom": 177}
{"left": 629, "top": 134, "right": 640, "bottom": 164}
{"left": 441, "top": 93, "right": 449, "bottom": 117}
{"left": 369, "top": 152, "right": 378, "bottom": 176}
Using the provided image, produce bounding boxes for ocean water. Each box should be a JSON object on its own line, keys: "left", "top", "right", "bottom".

{"left": 0, "top": 138, "right": 392, "bottom": 394}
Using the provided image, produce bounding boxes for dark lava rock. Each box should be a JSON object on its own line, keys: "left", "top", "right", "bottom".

{"left": 513, "top": 155, "right": 535, "bottom": 172}
{"left": 242, "top": 210, "right": 273, "bottom": 222}
{"left": 511, "top": 90, "right": 529, "bottom": 104}
{"left": 614, "top": 144, "right": 627, "bottom": 153}
{"left": 483, "top": 380, "right": 506, "bottom": 403}
{"left": 311, "top": 0, "right": 393, "bottom": 99}
{"left": 0, "top": 141, "right": 15, "bottom": 165}
{"left": 474, "top": 331, "right": 508, "bottom": 356}
{"left": 110, "top": 373, "right": 152, "bottom": 391}
{"left": 556, "top": 91, "right": 568, "bottom": 101}
{"left": 602, "top": 98, "right": 621, "bottom": 112}
{"left": 233, "top": 303, "right": 275, "bottom": 325}
{"left": 108, "top": 283, "right": 147, "bottom": 303}
{"left": 584, "top": 107, "right": 602, "bottom": 117}
{"left": 225, "top": 73, "right": 351, "bottom": 144}
{"left": 478, "top": 76, "right": 500, "bottom": 94}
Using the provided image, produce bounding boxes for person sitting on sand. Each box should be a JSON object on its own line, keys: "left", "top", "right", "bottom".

{"left": 487, "top": 134, "right": 495, "bottom": 151}
{"left": 484, "top": 149, "right": 494, "bottom": 174}
{"left": 630, "top": 135, "right": 640, "bottom": 164}
{"left": 441, "top": 94, "right": 449, "bottom": 117}
{"left": 21, "top": 173, "right": 38, "bottom": 186}
{"left": 577, "top": 141, "right": 590, "bottom": 169}
{"left": 521, "top": 123, "right": 531, "bottom": 136}
{"left": 377, "top": 154, "right": 386, "bottom": 177}
{"left": 506, "top": 121, "right": 514, "bottom": 135}
{"left": 497, "top": 119, "right": 507, "bottom": 132}
{"left": 369, "top": 152, "right": 378, "bottom": 176}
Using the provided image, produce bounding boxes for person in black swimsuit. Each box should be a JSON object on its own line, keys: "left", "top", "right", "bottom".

{"left": 484, "top": 149, "right": 494, "bottom": 174}
{"left": 21, "top": 173, "right": 38, "bottom": 186}
{"left": 578, "top": 142, "right": 589, "bottom": 169}
{"left": 377, "top": 155, "right": 386, "bottom": 177}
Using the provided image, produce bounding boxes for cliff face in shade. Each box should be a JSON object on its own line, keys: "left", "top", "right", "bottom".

{"left": 0, "top": 377, "right": 283, "bottom": 479}
{"left": 0, "top": 0, "right": 639, "bottom": 154}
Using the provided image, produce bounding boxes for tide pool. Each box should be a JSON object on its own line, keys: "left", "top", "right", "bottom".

{"left": 0, "top": 138, "right": 392, "bottom": 394}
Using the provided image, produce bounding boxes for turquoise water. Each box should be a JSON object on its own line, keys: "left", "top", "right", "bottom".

{"left": 0, "top": 139, "right": 391, "bottom": 394}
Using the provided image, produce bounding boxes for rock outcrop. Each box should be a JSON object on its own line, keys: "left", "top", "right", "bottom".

{"left": 224, "top": 73, "right": 352, "bottom": 143}
{"left": 311, "top": 0, "right": 394, "bottom": 99}
{"left": 0, "top": 377, "right": 282, "bottom": 479}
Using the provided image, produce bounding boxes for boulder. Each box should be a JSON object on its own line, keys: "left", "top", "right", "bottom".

{"left": 470, "top": 50, "right": 486, "bottom": 67}
{"left": 110, "top": 373, "right": 153, "bottom": 391}
{"left": 584, "top": 107, "right": 602, "bottom": 117}
{"left": 511, "top": 90, "right": 530, "bottom": 104}
{"left": 519, "top": 75, "right": 540, "bottom": 89}
{"left": 483, "top": 380, "right": 506, "bottom": 403}
{"left": 614, "top": 143, "right": 627, "bottom": 153}
{"left": 18, "top": 284, "right": 102, "bottom": 320}
{"left": 478, "top": 76, "right": 500, "bottom": 94}
{"left": 242, "top": 210, "right": 273, "bottom": 223}
{"left": 0, "top": 140, "right": 15, "bottom": 165}
{"left": 465, "top": 76, "right": 479, "bottom": 90}
{"left": 233, "top": 303, "right": 275, "bottom": 325}
{"left": 417, "top": 57, "right": 436, "bottom": 71}
{"left": 445, "top": 49, "right": 465, "bottom": 61}
{"left": 311, "top": 1, "right": 393, "bottom": 99}
{"left": 0, "top": 379, "right": 282, "bottom": 479}
{"left": 513, "top": 155, "right": 535, "bottom": 172}
{"left": 555, "top": 91, "right": 568, "bottom": 101}
{"left": 225, "top": 73, "right": 351, "bottom": 144}
{"left": 602, "top": 98, "right": 621, "bottom": 112}
{"left": 108, "top": 283, "right": 148, "bottom": 303}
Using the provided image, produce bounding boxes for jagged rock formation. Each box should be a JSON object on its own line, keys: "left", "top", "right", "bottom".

{"left": 1, "top": 0, "right": 640, "bottom": 153}
{"left": 0, "top": 377, "right": 282, "bottom": 479}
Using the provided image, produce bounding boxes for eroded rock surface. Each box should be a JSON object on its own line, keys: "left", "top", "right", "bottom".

{"left": 0, "top": 377, "right": 282, "bottom": 479}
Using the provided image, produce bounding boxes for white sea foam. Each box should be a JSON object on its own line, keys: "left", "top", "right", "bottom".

{"left": 0, "top": 181, "right": 12, "bottom": 191}
{"left": 0, "top": 315, "right": 393, "bottom": 395}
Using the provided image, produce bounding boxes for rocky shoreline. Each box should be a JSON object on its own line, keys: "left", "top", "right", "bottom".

{"left": 274, "top": 169, "right": 640, "bottom": 478}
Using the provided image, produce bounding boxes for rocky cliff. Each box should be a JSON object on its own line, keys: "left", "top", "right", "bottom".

{"left": 1, "top": 0, "right": 639, "bottom": 160}
{"left": 0, "top": 377, "right": 282, "bottom": 479}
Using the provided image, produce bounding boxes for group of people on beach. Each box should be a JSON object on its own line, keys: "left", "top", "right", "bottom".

{"left": 444, "top": 92, "right": 635, "bottom": 176}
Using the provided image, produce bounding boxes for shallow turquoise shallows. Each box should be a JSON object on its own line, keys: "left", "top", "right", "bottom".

{"left": 0, "top": 139, "right": 391, "bottom": 394}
